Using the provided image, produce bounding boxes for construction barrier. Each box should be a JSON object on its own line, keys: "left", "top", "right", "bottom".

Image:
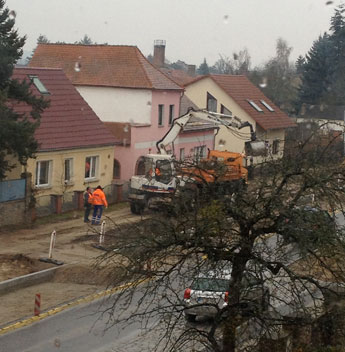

{"left": 34, "top": 293, "right": 41, "bottom": 316}
{"left": 48, "top": 230, "right": 56, "bottom": 259}
{"left": 99, "top": 221, "right": 105, "bottom": 244}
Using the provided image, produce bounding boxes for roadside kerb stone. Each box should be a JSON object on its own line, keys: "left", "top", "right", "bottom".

{"left": 0, "top": 265, "right": 68, "bottom": 295}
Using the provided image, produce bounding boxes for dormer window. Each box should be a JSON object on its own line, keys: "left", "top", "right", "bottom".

{"left": 247, "top": 100, "right": 263, "bottom": 112}
{"left": 260, "top": 100, "right": 275, "bottom": 112}
{"left": 29, "top": 75, "right": 50, "bottom": 95}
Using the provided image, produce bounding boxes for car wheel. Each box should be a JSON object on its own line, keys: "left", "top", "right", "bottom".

{"left": 185, "top": 313, "right": 197, "bottom": 322}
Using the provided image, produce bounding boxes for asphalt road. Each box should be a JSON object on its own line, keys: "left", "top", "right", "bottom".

{"left": 1, "top": 211, "right": 343, "bottom": 352}
{"left": 0, "top": 288, "right": 171, "bottom": 352}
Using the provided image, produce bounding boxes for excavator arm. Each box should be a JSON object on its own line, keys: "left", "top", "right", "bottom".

{"left": 156, "top": 108, "right": 265, "bottom": 156}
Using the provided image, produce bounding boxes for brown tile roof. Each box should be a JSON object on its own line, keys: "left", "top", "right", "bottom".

{"left": 29, "top": 44, "right": 183, "bottom": 91}
{"left": 12, "top": 67, "right": 117, "bottom": 151}
{"left": 185, "top": 75, "right": 296, "bottom": 131}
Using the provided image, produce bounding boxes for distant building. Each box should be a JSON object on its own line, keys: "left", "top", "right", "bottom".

{"left": 30, "top": 44, "right": 217, "bottom": 180}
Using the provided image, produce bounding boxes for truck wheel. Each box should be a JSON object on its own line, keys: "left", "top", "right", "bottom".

{"left": 130, "top": 202, "right": 144, "bottom": 215}
{"left": 185, "top": 313, "right": 196, "bottom": 322}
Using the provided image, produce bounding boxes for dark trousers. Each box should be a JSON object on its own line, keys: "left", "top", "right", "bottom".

{"left": 92, "top": 205, "right": 104, "bottom": 225}
{"left": 84, "top": 205, "right": 92, "bottom": 222}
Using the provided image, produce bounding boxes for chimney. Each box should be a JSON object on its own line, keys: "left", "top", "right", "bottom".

{"left": 187, "top": 64, "right": 196, "bottom": 77}
{"left": 153, "top": 39, "right": 166, "bottom": 68}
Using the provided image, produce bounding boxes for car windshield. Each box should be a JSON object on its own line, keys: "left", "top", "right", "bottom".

{"left": 191, "top": 277, "right": 229, "bottom": 292}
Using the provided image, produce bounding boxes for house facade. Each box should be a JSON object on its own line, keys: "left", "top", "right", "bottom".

{"left": 184, "top": 75, "right": 296, "bottom": 161}
{"left": 11, "top": 67, "right": 117, "bottom": 209}
{"left": 29, "top": 44, "right": 216, "bottom": 181}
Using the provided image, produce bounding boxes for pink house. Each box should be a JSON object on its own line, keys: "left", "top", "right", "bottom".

{"left": 30, "top": 44, "right": 216, "bottom": 182}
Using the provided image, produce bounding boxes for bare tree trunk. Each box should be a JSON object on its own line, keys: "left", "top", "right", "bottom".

{"left": 222, "top": 243, "right": 253, "bottom": 352}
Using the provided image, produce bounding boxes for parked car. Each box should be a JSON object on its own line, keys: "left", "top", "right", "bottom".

{"left": 183, "top": 263, "right": 269, "bottom": 322}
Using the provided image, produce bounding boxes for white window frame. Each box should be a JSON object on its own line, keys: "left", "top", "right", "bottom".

{"left": 260, "top": 100, "right": 275, "bottom": 112}
{"left": 194, "top": 145, "right": 207, "bottom": 160}
{"left": 64, "top": 158, "right": 73, "bottom": 183}
{"left": 85, "top": 156, "right": 99, "bottom": 180}
{"left": 35, "top": 160, "right": 52, "bottom": 187}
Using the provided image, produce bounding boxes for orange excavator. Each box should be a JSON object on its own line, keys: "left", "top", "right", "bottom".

{"left": 128, "top": 109, "right": 265, "bottom": 214}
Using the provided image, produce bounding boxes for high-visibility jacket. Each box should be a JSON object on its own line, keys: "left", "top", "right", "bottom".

{"left": 91, "top": 189, "right": 108, "bottom": 207}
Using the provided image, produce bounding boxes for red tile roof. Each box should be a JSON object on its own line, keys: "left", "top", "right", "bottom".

{"left": 12, "top": 67, "right": 117, "bottom": 151}
{"left": 185, "top": 75, "right": 296, "bottom": 131}
{"left": 29, "top": 44, "right": 183, "bottom": 91}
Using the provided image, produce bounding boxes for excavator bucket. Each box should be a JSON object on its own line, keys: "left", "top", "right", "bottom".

{"left": 244, "top": 140, "right": 267, "bottom": 156}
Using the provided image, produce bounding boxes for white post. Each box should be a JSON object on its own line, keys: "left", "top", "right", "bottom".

{"left": 48, "top": 230, "right": 56, "bottom": 259}
{"left": 99, "top": 221, "right": 105, "bottom": 244}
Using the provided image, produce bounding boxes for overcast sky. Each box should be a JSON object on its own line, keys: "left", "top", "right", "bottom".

{"left": 6, "top": 0, "right": 343, "bottom": 67}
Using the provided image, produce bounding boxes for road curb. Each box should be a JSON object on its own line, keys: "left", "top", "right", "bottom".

{"left": 0, "top": 277, "right": 151, "bottom": 336}
{"left": 0, "top": 265, "right": 68, "bottom": 296}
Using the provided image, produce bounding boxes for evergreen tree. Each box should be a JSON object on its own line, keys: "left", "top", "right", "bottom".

{"left": 296, "top": 33, "right": 332, "bottom": 108}
{"left": 295, "top": 55, "right": 305, "bottom": 74}
{"left": 0, "top": 0, "right": 49, "bottom": 179}
{"left": 197, "top": 58, "right": 210, "bottom": 75}
{"left": 37, "top": 34, "right": 49, "bottom": 44}
{"left": 76, "top": 34, "right": 93, "bottom": 45}
{"left": 327, "top": 4, "right": 345, "bottom": 104}
{"left": 297, "top": 5, "right": 345, "bottom": 108}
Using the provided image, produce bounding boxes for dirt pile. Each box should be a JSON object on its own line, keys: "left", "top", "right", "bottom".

{"left": 0, "top": 254, "right": 53, "bottom": 282}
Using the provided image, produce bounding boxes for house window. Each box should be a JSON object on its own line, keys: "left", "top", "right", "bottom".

{"left": 207, "top": 92, "right": 217, "bottom": 112}
{"left": 29, "top": 75, "right": 50, "bottom": 95}
{"left": 158, "top": 104, "right": 164, "bottom": 126}
{"left": 135, "top": 156, "right": 146, "bottom": 175}
{"left": 169, "top": 104, "right": 175, "bottom": 125}
{"left": 260, "top": 100, "right": 275, "bottom": 112}
{"left": 247, "top": 99, "right": 263, "bottom": 112}
{"left": 64, "top": 158, "right": 73, "bottom": 183}
{"left": 35, "top": 160, "right": 52, "bottom": 187}
{"left": 113, "top": 159, "right": 121, "bottom": 179}
{"left": 85, "top": 156, "right": 98, "bottom": 179}
{"left": 180, "top": 148, "right": 185, "bottom": 161}
{"left": 220, "top": 104, "right": 232, "bottom": 116}
{"left": 272, "top": 139, "right": 280, "bottom": 154}
{"left": 194, "top": 145, "right": 207, "bottom": 160}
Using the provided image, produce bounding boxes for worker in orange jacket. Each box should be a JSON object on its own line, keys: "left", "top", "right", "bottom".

{"left": 91, "top": 185, "right": 108, "bottom": 225}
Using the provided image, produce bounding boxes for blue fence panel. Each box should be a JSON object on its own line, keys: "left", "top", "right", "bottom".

{"left": 0, "top": 179, "right": 26, "bottom": 202}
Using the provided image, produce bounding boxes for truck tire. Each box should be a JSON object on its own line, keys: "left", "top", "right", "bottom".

{"left": 130, "top": 202, "right": 144, "bottom": 215}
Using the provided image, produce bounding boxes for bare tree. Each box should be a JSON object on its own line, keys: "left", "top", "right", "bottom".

{"left": 212, "top": 48, "right": 251, "bottom": 75}
{"left": 97, "top": 130, "right": 345, "bottom": 351}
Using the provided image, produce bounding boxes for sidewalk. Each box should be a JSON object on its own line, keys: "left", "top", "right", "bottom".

{"left": 0, "top": 202, "right": 139, "bottom": 328}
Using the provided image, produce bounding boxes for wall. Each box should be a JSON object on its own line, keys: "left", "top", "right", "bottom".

{"left": 185, "top": 77, "right": 257, "bottom": 154}
{"left": 26, "top": 146, "right": 115, "bottom": 197}
{"left": 185, "top": 77, "right": 287, "bottom": 161}
{"left": 113, "top": 90, "right": 215, "bottom": 180}
{"left": 76, "top": 86, "right": 152, "bottom": 124}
